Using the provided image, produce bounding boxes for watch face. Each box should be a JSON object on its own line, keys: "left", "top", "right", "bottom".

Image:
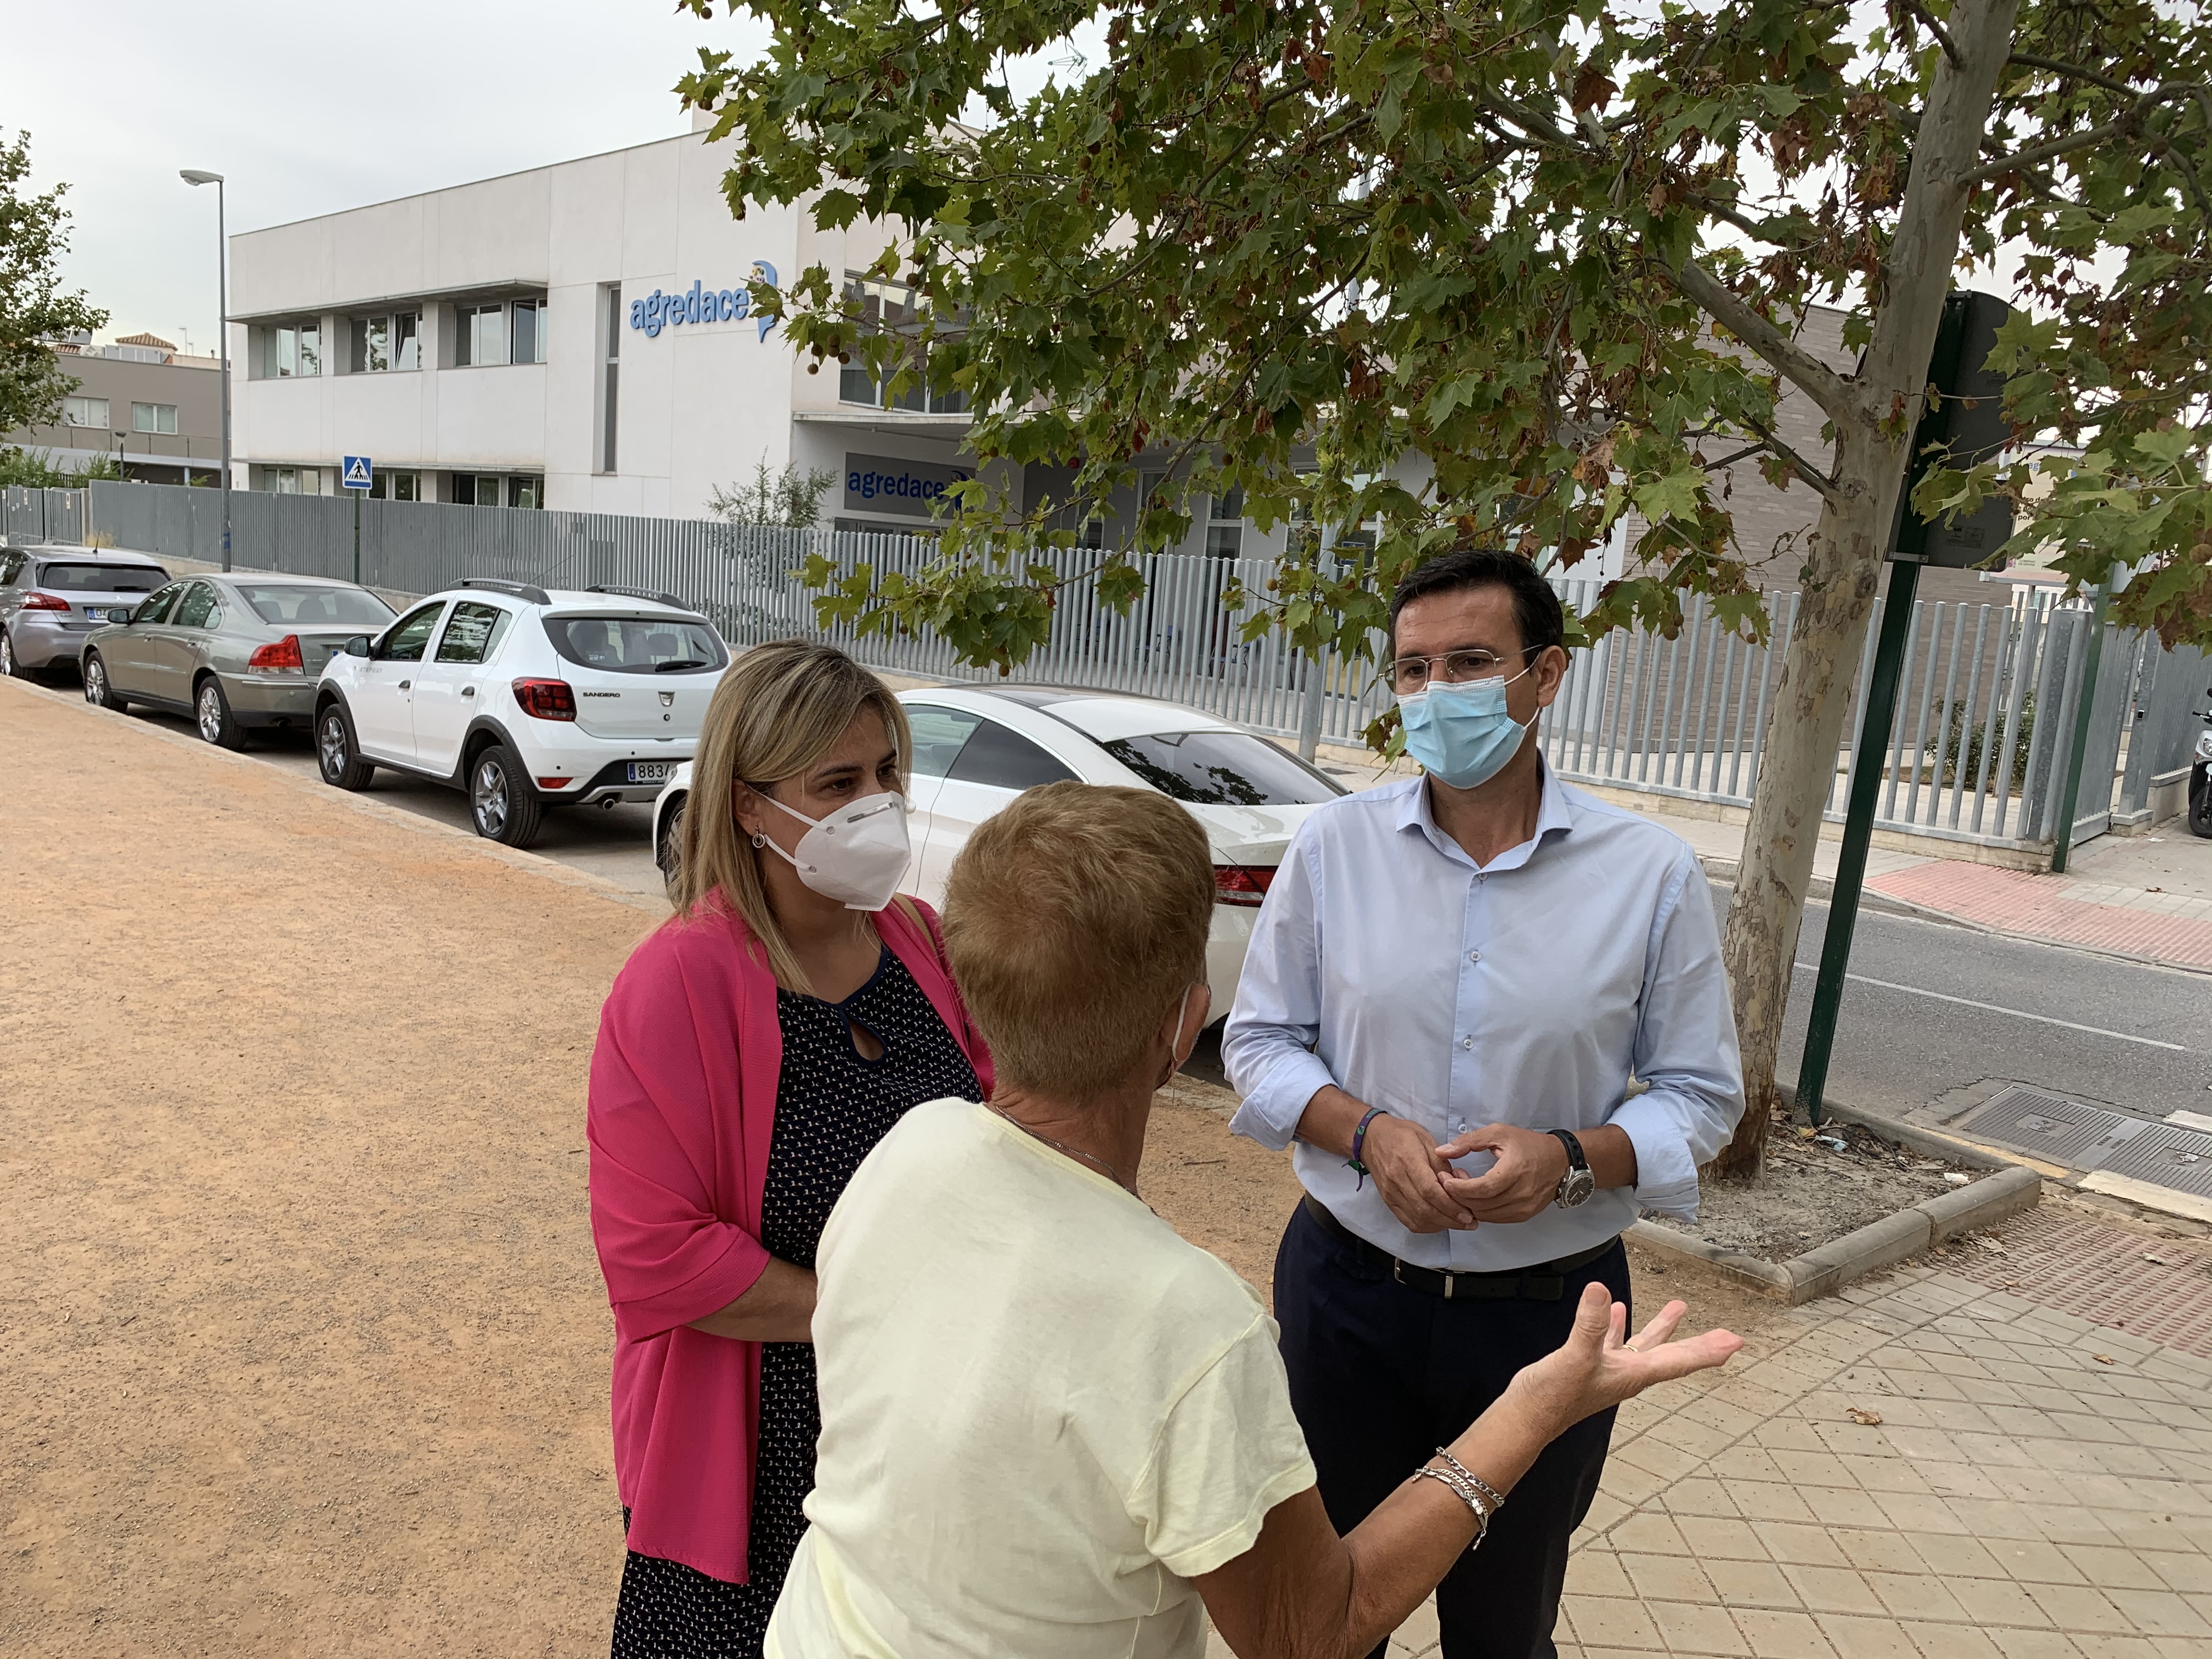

{"left": 1560, "top": 1167, "right": 1598, "bottom": 1208}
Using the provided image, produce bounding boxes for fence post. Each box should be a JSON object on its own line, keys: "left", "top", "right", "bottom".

{"left": 2050, "top": 566, "right": 2117, "bottom": 874}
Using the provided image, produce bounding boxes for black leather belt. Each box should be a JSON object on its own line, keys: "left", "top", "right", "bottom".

{"left": 1302, "top": 1194, "right": 1620, "bottom": 1302}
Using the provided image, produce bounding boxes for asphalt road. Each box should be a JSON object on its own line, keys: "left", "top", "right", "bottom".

{"left": 117, "top": 701, "right": 2207, "bottom": 1126}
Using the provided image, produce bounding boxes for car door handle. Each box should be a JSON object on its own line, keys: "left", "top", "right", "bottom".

{"left": 398, "top": 679, "right": 411, "bottom": 690}
{"left": 461, "top": 686, "right": 476, "bottom": 697}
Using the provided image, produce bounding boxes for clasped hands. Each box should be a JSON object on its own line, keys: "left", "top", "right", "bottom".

{"left": 1360, "top": 1115, "right": 1568, "bottom": 1233}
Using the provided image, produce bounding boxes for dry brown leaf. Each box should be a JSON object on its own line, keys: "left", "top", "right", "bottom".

{"left": 2092, "top": 1355, "right": 2116, "bottom": 1365}
{"left": 1846, "top": 1407, "right": 1883, "bottom": 1426}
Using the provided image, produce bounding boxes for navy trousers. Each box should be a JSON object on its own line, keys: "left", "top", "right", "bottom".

{"left": 1273, "top": 1203, "right": 1629, "bottom": 1659}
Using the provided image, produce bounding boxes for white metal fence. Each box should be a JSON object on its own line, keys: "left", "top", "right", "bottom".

{"left": 14, "top": 479, "right": 2202, "bottom": 856}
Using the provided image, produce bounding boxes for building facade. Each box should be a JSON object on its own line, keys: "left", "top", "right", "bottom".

{"left": 5, "top": 334, "right": 224, "bottom": 485}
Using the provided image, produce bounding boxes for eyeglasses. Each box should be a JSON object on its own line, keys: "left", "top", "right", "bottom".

{"left": 1389, "top": 646, "right": 1535, "bottom": 695}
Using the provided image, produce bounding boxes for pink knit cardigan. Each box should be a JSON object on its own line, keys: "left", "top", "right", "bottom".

{"left": 586, "top": 897, "right": 991, "bottom": 1584}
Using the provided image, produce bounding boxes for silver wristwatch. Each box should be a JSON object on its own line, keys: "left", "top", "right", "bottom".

{"left": 1549, "top": 1129, "right": 1596, "bottom": 1209}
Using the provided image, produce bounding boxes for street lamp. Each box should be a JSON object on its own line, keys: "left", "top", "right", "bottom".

{"left": 180, "top": 169, "right": 232, "bottom": 571}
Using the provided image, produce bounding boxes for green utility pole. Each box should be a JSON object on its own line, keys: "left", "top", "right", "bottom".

{"left": 2049, "top": 566, "right": 2117, "bottom": 875}
{"left": 353, "top": 486, "right": 362, "bottom": 587}
{"left": 1794, "top": 290, "right": 2016, "bottom": 1127}
{"left": 1794, "top": 557, "right": 1919, "bottom": 1126}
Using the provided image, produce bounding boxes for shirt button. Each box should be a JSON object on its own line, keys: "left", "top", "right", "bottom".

{"left": 1469, "top": 949, "right": 1482, "bottom": 964}
{"left": 1461, "top": 1036, "right": 1474, "bottom": 1050}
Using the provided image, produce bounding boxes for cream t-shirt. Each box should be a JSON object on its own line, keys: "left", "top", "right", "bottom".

{"left": 765, "top": 1096, "right": 1317, "bottom": 1659}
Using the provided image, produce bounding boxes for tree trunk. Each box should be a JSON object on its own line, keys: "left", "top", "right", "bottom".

{"left": 1708, "top": 0, "right": 2023, "bottom": 1178}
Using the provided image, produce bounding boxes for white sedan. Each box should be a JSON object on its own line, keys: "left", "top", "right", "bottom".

{"left": 653, "top": 685, "right": 1347, "bottom": 1022}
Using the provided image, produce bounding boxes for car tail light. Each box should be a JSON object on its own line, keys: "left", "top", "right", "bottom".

{"left": 536, "top": 776, "right": 572, "bottom": 789}
{"left": 512, "top": 678, "right": 577, "bottom": 720}
{"left": 247, "top": 633, "right": 306, "bottom": 672}
{"left": 1213, "top": 865, "right": 1276, "bottom": 907}
{"left": 22, "top": 591, "right": 70, "bottom": 611}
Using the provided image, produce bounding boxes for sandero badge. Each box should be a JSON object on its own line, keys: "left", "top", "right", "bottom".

{"left": 630, "top": 261, "right": 778, "bottom": 341}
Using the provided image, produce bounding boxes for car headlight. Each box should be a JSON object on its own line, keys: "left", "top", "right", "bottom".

{"left": 2197, "top": 730, "right": 2212, "bottom": 762}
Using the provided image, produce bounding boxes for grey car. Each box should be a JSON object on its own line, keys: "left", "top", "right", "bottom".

{"left": 81, "top": 573, "right": 397, "bottom": 748}
{"left": 0, "top": 545, "right": 171, "bottom": 681}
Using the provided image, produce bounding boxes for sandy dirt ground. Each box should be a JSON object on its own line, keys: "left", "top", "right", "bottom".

{"left": 0, "top": 674, "right": 1769, "bottom": 1656}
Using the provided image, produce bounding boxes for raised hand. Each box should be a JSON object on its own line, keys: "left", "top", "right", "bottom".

{"left": 1511, "top": 1282, "right": 1743, "bottom": 1432}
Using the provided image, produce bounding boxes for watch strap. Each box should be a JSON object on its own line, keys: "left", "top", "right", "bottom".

{"left": 1548, "top": 1128, "right": 1589, "bottom": 1172}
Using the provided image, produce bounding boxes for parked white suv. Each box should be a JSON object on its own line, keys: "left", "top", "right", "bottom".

{"left": 314, "top": 578, "right": 726, "bottom": 848}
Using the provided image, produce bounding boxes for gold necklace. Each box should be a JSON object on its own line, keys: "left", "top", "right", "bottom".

{"left": 987, "top": 1100, "right": 1141, "bottom": 1197}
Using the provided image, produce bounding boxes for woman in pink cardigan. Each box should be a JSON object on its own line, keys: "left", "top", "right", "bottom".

{"left": 587, "top": 641, "right": 990, "bottom": 1658}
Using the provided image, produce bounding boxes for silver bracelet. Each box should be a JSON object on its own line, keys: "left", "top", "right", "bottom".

{"left": 1432, "top": 1447, "right": 1507, "bottom": 1515}
{"left": 1412, "top": 1465, "right": 1497, "bottom": 1552}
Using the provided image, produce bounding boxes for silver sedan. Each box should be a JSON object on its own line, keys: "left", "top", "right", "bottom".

{"left": 82, "top": 573, "right": 397, "bottom": 748}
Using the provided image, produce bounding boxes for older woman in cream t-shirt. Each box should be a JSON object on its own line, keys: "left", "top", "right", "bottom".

{"left": 766, "top": 783, "right": 1740, "bottom": 1659}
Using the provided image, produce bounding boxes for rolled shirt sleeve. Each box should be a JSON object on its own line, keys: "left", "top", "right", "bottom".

{"left": 1607, "top": 849, "right": 1747, "bottom": 1219}
{"left": 1223, "top": 831, "right": 1337, "bottom": 1153}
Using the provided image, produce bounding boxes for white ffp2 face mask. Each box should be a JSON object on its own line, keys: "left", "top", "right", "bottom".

{"left": 756, "top": 789, "right": 912, "bottom": 911}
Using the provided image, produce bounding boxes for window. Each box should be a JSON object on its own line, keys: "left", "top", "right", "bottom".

{"left": 379, "top": 602, "right": 447, "bottom": 663}
{"left": 264, "top": 466, "right": 324, "bottom": 495}
{"left": 234, "top": 583, "right": 396, "bottom": 628}
{"left": 1099, "top": 730, "right": 1345, "bottom": 806}
{"left": 904, "top": 703, "right": 984, "bottom": 776}
{"left": 132, "top": 402, "right": 179, "bottom": 435}
{"left": 945, "top": 719, "right": 1077, "bottom": 791}
{"left": 173, "top": 582, "right": 221, "bottom": 631}
{"left": 255, "top": 320, "right": 321, "bottom": 378}
{"left": 35, "top": 562, "right": 166, "bottom": 593}
{"left": 135, "top": 583, "right": 188, "bottom": 624}
{"left": 838, "top": 275, "right": 966, "bottom": 413}
{"left": 346, "top": 312, "right": 419, "bottom": 374}
{"left": 598, "top": 284, "right": 620, "bottom": 474}
{"left": 366, "top": 470, "right": 419, "bottom": 501}
{"left": 1205, "top": 487, "right": 1246, "bottom": 558}
{"left": 541, "top": 616, "right": 727, "bottom": 675}
{"left": 455, "top": 303, "right": 510, "bottom": 368}
{"left": 507, "top": 475, "right": 543, "bottom": 510}
{"left": 0, "top": 551, "right": 24, "bottom": 586}
{"left": 434, "top": 601, "right": 515, "bottom": 664}
{"left": 510, "top": 298, "right": 546, "bottom": 365}
{"left": 64, "top": 396, "right": 110, "bottom": 428}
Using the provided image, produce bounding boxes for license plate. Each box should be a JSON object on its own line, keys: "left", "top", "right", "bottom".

{"left": 627, "top": 761, "right": 678, "bottom": 784}
{"left": 84, "top": 608, "right": 119, "bottom": 623}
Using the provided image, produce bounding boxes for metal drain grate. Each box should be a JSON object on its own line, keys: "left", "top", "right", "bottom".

{"left": 1948, "top": 1086, "right": 2146, "bottom": 1169}
{"left": 2100, "top": 1123, "right": 2212, "bottom": 1200}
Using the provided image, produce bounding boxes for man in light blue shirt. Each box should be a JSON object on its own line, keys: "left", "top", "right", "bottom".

{"left": 1224, "top": 549, "right": 1744, "bottom": 1659}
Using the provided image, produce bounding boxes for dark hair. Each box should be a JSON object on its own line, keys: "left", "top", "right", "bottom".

{"left": 1387, "top": 549, "right": 1565, "bottom": 659}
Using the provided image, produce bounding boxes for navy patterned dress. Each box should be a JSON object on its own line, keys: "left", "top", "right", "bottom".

{"left": 610, "top": 947, "right": 981, "bottom": 1658}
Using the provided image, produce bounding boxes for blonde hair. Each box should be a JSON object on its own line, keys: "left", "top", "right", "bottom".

{"left": 670, "top": 639, "right": 912, "bottom": 992}
{"left": 942, "top": 781, "right": 1213, "bottom": 1102}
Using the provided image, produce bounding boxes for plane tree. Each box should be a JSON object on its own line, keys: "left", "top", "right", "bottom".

{"left": 680, "top": 0, "right": 2212, "bottom": 1172}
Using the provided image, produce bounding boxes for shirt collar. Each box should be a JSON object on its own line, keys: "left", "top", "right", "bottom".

{"left": 1393, "top": 756, "right": 1576, "bottom": 871}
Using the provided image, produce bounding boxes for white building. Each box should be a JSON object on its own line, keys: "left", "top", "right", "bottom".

{"left": 228, "top": 117, "right": 1294, "bottom": 556}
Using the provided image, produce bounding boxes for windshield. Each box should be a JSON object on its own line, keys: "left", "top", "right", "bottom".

{"left": 235, "top": 583, "right": 396, "bottom": 627}
{"left": 543, "top": 615, "right": 727, "bottom": 675}
{"left": 1100, "top": 730, "right": 1346, "bottom": 806}
{"left": 37, "top": 562, "right": 166, "bottom": 593}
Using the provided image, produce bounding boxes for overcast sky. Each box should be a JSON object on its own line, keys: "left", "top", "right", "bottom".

{"left": 11, "top": 0, "right": 775, "bottom": 354}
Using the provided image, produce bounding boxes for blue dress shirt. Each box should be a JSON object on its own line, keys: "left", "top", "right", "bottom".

{"left": 1223, "top": 761, "right": 1745, "bottom": 1272}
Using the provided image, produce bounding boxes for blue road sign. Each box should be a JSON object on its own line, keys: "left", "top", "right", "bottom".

{"left": 341, "top": 455, "right": 373, "bottom": 490}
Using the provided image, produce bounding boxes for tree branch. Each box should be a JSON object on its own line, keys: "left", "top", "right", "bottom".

{"left": 1961, "top": 84, "right": 2200, "bottom": 186}
{"left": 2005, "top": 51, "right": 2137, "bottom": 99}
{"left": 1900, "top": 0, "right": 1965, "bottom": 69}
{"left": 1667, "top": 260, "right": 1858, "bottom": 424}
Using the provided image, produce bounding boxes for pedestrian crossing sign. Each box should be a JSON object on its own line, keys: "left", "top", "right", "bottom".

{"left": 341, "top": 455, "right": 373, "bottom": 490}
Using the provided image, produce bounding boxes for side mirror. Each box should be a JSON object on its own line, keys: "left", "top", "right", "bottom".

{"left": 345, "top": 635, "right": 373, "bottom": 658}
{"left": 114, "top": 607, "right": 138, "bottom": 625}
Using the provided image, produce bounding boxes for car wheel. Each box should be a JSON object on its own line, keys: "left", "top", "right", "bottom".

{"left": 657, "top": 792, "right": 688, "bottom": 889}
{"left": 195, "top": 675, "right": 247, "bottom": 750}
{"left": 470, "top": 743, "right": 545, "bottom": 849}
{"left": 0, "top": 630, "right": 17, "bottom": 679}
{"left": 315, "top": 702, "right": 376, "bottom": 791}
{"left": 82, "top": 651, "right": 128, "bottom": 712}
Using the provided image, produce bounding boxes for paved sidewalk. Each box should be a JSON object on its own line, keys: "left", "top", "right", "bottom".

{"left": 1220, "top": 1245, "right": 2212, "bottom": 1659}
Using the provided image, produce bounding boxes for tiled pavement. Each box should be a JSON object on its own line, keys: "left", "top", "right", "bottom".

{"left": 1867, "top": 862, "right": 2212, "bottom": 972}
{"left": 1207, "top": 1265, "right": 2212, "bottom": 1658}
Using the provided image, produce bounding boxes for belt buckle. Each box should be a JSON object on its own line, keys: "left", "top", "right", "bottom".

{"left": 1443, "top": 1271, "right": 1455, "bottom": 1301}
{"left": 1391, "top": 1259, "right": 1406, "bottom": 1287}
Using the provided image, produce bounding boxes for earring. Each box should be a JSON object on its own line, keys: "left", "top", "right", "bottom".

{"left": 751, "top": 832, "right": 768, "bottom": 848}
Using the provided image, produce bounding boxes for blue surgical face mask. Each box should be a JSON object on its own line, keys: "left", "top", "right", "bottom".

{"left": 1396, "top": 663, "right": 1534, "bottom": 791}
